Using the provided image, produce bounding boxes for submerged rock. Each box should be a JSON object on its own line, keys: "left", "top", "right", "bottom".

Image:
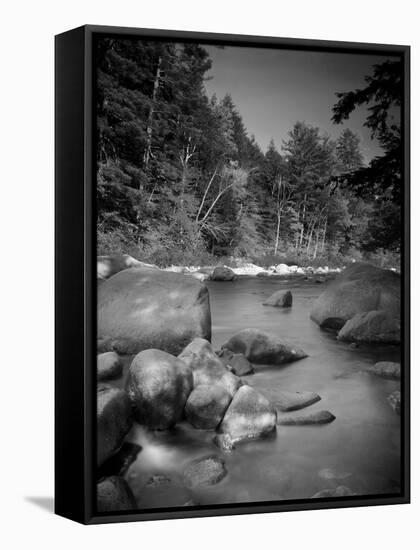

{"left": 276, "top": 410, "right": 335, "bottom": 425}
{"left": 318, "top": 468, "right": 352, "bottom": 481}
{"left": 97, "top": 476, "right": 137, "bottom": 512}
{"left": 310, "top": 262, "right": 400, "bottom": 332}
{"left": 221, "top": 328, "right": 307, "bottom": 365}
{"left": 97, "top": 351, "right": 123, "bottom": 381}
{"left": 388, "top": 391, "right": 401, "bottom": 415}
{"left": 97, "top": 385, "right": 133, "bottom": 467}
{"left": 368, "top": 361, "right": 401, "bottom": 380}
{"left": 185, "top": 384, "right": 232, "bottom": 429}
{"left": 214, "top": 433, "right": 236, "bottom": 452}
{"left": 211, "top": 266, "right": 237, "bottom": 281}
{"left": 220, "top": 385, "right": 277, "bottom": 444}
{"left": 337, "top": 310, "right": 400, "bottom": 343}
{"left": 126, "top": 349, "right": 193, "bottom": 429}
{"left": 273, "top": 390, "right": 321, "bottom": 412}
{"left": 217, "top": 349, "right": 254, "bottom": 376}
{"left": 98, "top": 267, "right": 211, "bottom": 355}
{"left": 99, "top": 442, "right": 142, "bottom": 478}
{"left": 263, "top": 290, "right": 293, "bottom": 308}
{"left": 183, "top": 455, "right": 227, "bottom": 488}
{"left": 179, "top": 338, "right": 241, "bottom": 396}
{"left": 311, "top": 485, "right": 357, "bottom": 498}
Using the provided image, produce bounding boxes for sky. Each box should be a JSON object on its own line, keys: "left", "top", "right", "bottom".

{"left": 203, "top": 45, "right": 399, "bottom": 162}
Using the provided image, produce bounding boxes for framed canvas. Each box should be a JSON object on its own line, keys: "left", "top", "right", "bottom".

{"left": 55, "top": 25, "right": 410, "bottom": 524}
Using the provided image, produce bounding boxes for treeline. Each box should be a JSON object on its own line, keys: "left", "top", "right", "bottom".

{"left": 96, "top": 39, "right": 402, "bottom": 266}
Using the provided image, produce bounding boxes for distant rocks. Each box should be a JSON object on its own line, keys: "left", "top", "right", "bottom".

{"left": 337, "top": 310, "right": 400, "bottom": 344}
{"left": 263, "top": 290, "right": 292, "bottom": 308}
{"left": 210, "top": 266, "right": 237, "bottom": 281}
{"left": 185, "top": 384, "right": 232, "bottom": 429}
{"left": 97, "top": 351, "right": 123, "bottom": 381}
{"left": 276, "top": 410, "right": 336, "bottom": 426}
{"left": 388, "top": 391, "right": 401, "bottom": 415}
{"left": 126, "top": 349, "right": 193, "bottom": 429}
{"left": 368, "top": 361, "right": 401, "bottom": 380}
{"left": 221, "top": 328, "right": 307, "bottom": 365}
{"left": 183, "top": 455, "right": 227, "bottom": 488}
{"left": 97, "top": 476, "right": 137, "bottom": 512}
{"left": 97, "top": 385, "right": 133, "bottom": 467}
{"left": 220, "top": 385, "right": 277, "bottom": 444}
{"left": 272, "top": 390, "right": 321, "bottom": 412}
{"left": 97, "top": 267, "right": 211, "bottom": 355}
{"left": 312, "top": 485, "right": 357, "bottom": 498}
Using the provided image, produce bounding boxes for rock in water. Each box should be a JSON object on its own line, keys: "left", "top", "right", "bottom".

{"left": 183, "top": 455, "right": 227, "bottom": 488}
{"left": 337, "top": 310, "right": 400, "bottom": 343}
{"left": 97, "top": 385, "right": 133, "bottom": 467}
{"left": 97, "top": 267, "right": 211, "bottom": 355}
{"left": 179, "top": 338, "right": 241, "bottom": 396}
{"left": 221, "top": 328, "right": 307, "bottom": 365}
{"left": 214, "top": 433, "right": 236, "bottom": 452}
{"left": 220, "top": 385, "right": 277, "bottom": 444}
{"left": 218, "top": 349, "right": 254, "bottom": 375}
{"left": 185, "top": 384, "right": 232, "bottom": 429}
{"left": 126, "top": 349, "right": 193, "bottom": 429}
{"left": 97, "top": 254, "right": 156, "bottom": 280}
{"left": 97, "top": 351, "right": 123, "bottom": 381}
{"left": 273, "top": 390, "right": 321, "bottom": 412}
{"left": 211, "top": 266, "right": 237, "bottom": 281}
{"left": 311, "top": 485, "right": 357, "bottom": 498}
{"left": 99, "top": 442, "right": 142, "bottom": 478}
{"left": 310, "top": 262, "right": 400, "bottom": 331}
{"left": 368, "top": 361, "right": 401, "bottom": 379}
{"left": 276, "top": 410, "right": 335, "bottom": 425}
{"left": 97, "top": 476, "right": 137, "bottom": 511}
{"left": 388, "top": 391, "right": 401, "bottom": 415}
{"left": 263, "top": 290, "right": 293, "bottom": 308}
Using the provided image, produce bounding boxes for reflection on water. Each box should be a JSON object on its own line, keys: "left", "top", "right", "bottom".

{"left": 120, "top": 277, "right": 401, "bottom": 508}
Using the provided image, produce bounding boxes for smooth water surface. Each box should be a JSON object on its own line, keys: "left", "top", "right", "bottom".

{"left": 120, "top": 277, "right": 401, "bottom": 508}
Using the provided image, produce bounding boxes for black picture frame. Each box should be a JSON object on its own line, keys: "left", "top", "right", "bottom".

{"left": 55, "top": 24, "right": 410, "bottom": 525}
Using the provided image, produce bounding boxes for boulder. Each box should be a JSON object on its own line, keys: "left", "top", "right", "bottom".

{"left": 218, "top": 350, "right": 254, "bottom": 376}
{"left": 220, "top": 385, "right": 277, "bottom": 444}
{"left": 214, "top": 433, "right": 235, "bottom": 452}
{"left": 337, "top": 310, "right": 400, "bottom": 343}
{"left": 97, "top": 476, "right": 137, "bottom": 512}
{"left": 311, "top": 485, "right": 356, "bottom": 498}
{"left": 310, "top": 262, "right": 400, "bottom": 331}
{"left": 276, "top": 410, "right": 335, "bottom": 425}
{"left": 126, "top": 349, "right": 193, "bottom": 429}
{"left": 221, "top": 328, "right": 307, "bottom": 365}
{"left": 97, "top": 254, "right": 156, "bottom": 280}
{"left": 368, "top": 361, "right": 401, "bottom": 380}
{"left": 275, "top": 263, "right": 291, "bottom": 275}
{"left": 211, "top": 266, "right": 237, "bottom": 281}
{"left": 179, "top": 338, "right": 241, "bottom": 396}
{"left": 185, "top": 384, "right": 232, "bottom": 429}
{"left": 97, "top": 385, "right": 133, "bottom": 467}
{"left": 388, "top": 391, "right": 401, "bottom": 415}
{"left": 263, "top": 290, "right": 292, "bottom": 307}
{"left": 97, "top": 351, "right": 123, "bottom": 381}
{"left": 97, "top": 267, "right": 211, "bottom": 355}
{"left": 272, "top": 390, "right": 321, "bottom": 412}
{"left": 99, "top": 442, "right": 142, "bottom": 478}
{"left": 183, "top": 455, "right": 227, "bottom": 488}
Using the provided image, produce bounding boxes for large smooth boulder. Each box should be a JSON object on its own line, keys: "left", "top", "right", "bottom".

{"left": 368, "top": 361, "right": 401, "bottom": 380}
{"left": 185, "top": 384, "right": 232, "bottom": 429}
{"left": 310, "top": 262, "right": 400, "bottom": 331}
{"left": 219, "top": 385, "right": 277, "bottom": 444}
{"left": 126, "top": 349, "right": 193, "bottom": 429}
{"left": 183, "top": 455, "right": 227, "bottom": 488}
{"left": 97, "top": 385, "right": 133, "bottom": 467}
{"left": 98, "top": 267, "right": 211, "bottom": 355}
{"left": 337, "top": 310, "right": 400, "bottom": 343}
{"left": 179, "top": 338, "right": 241, "bottom": 396}
{"left": 97, "top": 254, "right": 156, "bottom": 280}
{"left": 221, "top": 329, "right": 307, "bottom": 365}
{"left": 211, "top": 266, "right": 237, "bottom": 281}
{"left": 97, "top": 476, "right": 137, "bottom": 511}
{"left": 97, "top": 351, "right": 123, "bottom": 381}
{"left": 263, "top": 290, "right": 292, "bottom": 308}
{"left": 272, "top": 390, "right": 321, "bottom": 412}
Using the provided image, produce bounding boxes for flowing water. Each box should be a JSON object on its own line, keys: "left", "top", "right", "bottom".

{"left": 116, "top": 276, "right": 401, "bottom": 508}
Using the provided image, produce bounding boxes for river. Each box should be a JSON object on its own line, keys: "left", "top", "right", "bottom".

{"left": 116, "top": 276, "right": 401, "bottom": 508}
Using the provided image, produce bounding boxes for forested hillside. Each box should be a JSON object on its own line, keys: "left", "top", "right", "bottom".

{"left": 96, "top": 39, "right": 402, "bottom": 267}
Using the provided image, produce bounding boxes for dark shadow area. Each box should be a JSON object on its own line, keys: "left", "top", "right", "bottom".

{"left": 25, "top": 496, "right": 54, "bottom": 514}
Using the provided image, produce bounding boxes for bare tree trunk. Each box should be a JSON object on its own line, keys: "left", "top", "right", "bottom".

{"left": 274, "top": 208, "right": 282, "bottom": 256}
{"left": 313, "top": 230, "right": 320, "bottom": 259}
{"left": 142, "top": 55, "right": 162, "bottom": 175}
{"left": 320, "top": 217, "right": 328, "bottom": 253}
{"left": 298, "top": 194, "right": 307, "bottom": 253}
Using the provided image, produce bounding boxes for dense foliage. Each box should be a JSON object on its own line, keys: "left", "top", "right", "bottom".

{"left": 96, "top": 39, "right": 402, "bottom": 267}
